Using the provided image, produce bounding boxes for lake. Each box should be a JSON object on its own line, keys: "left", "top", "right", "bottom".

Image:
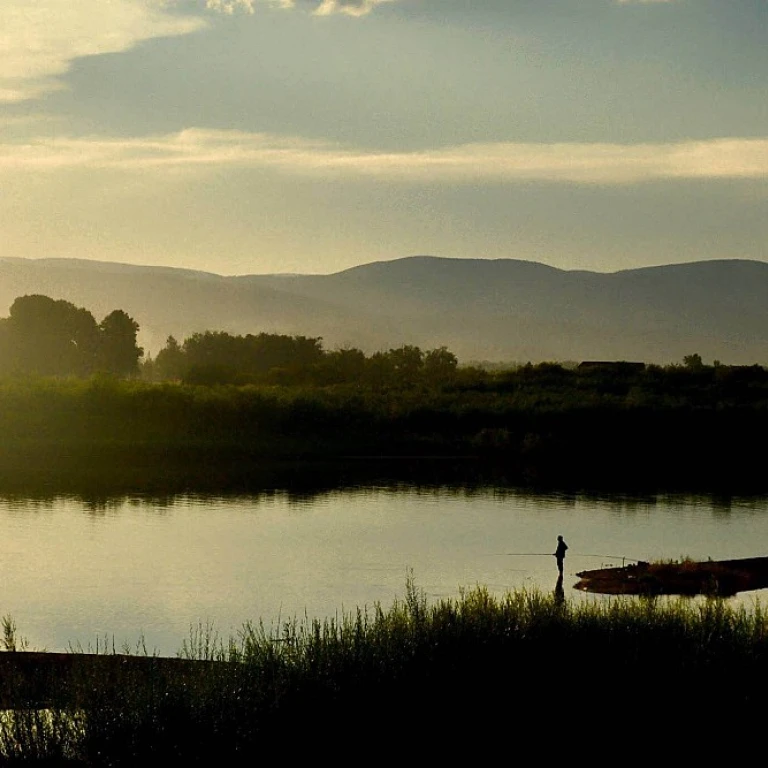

{"left": 1, "top": 486, "right": 766, "bottom": 655}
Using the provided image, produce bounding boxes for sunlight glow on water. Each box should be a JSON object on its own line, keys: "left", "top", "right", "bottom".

{"left": 1, "top": 488, "right": 766, "bottom": 655}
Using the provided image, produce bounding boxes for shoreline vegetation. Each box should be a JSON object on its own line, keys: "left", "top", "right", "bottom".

{"left": 1, "top": 583, "right": 767, "bottom": 763}
{"left": 0, "top": 362, "right": 766, "bottom": 494}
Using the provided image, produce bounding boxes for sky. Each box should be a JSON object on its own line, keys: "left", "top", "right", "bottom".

{"left": 1, "top": 0, "right": 767, "bottom": 275}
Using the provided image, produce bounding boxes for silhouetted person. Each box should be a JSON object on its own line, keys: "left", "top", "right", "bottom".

{"left": 554, "top": 535, "right": 568, "bottom": 575}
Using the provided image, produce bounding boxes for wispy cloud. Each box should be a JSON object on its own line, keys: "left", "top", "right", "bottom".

{"left": 205, "top": 0, "right": 397, "bottom": 16}
{"left": 313, "top": 0, "right": 398, "bottom": 17}
{"left": 205, "top": 0, "right": 284, "bottom": 13}
{"left": 0, "top": 1, "right": 204, "bottom": 103}
{"left": 205, "top": 0, "right": 676, "bottom": 17}
{"left": 1, "top": 129, "right": 767, "bottom": 184}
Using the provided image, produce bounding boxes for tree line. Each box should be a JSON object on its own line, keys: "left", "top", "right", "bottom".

{"left": 2, "top": 294, "right": 767, "bottom": 399}
{"left": 0, "top": 294, "right": 460, "bottom": 387}
{"left": 147, "top": 331, "right": 459, "bottom": 387}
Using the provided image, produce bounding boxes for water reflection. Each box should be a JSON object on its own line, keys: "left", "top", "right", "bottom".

{"left": 3, "top": 455, "right": 764, "bottom": 507}
{"left": 4, "top": 484, "right": 767, "bottom": 519}
{"left": 0, "top": 492, "right": 747, "bottom": 531}
{"left": 554, "top": 575, "right": 565, "bottom": 605}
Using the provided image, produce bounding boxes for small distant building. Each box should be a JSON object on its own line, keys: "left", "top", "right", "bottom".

{"left": 578, "top": 361, "right": 646, "bottom": 373}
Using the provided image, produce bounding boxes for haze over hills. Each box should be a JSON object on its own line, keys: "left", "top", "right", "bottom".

{"left": 0, "top": 256, "right": 766, "bottom": 365}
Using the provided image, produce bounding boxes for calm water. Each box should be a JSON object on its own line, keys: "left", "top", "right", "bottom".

{"left": 1, "top": 487, "right": 766, "bottom": 655}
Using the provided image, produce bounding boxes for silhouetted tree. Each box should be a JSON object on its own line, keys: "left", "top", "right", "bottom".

{"left": 424, "top": 346, "right": 458, "bottom": 383}
{"left": 182, "top": 331, "right": 244, "bottom": 372}
{"left": 179, "top": 331, "right": 324, "bottom": 381}
{"left": 325, "top": 347, "right": 367, "bottom": 382}
{"left": 7, "top": 295, "right": 100, "bottom": 376}
{"left": 154, "top": 336, "right": 187, "bottom": 380}
{"left": 683, "top": 353, "right": 704, "bottom": 371}
{"left": 99, "top": 309, "right": 142, "bottom": 376}
{"left": 247, "top": 333, "right": 324, "bottom": 374}
{"left": 364, "top": 351, "right": 395, "bottom": 389}
{"left": 386, "top": 345, "right": 424, "bottom": 383}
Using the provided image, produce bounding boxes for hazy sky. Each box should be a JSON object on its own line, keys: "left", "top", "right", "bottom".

{"left": 1, "top": 0, "right": 767, "bottom": 275}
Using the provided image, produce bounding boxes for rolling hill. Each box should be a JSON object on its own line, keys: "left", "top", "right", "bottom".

{"left": 0, "top": 255, "right": 766, "bottom": 365}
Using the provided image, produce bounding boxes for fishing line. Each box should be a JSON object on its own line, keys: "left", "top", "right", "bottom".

{"left": 579, "top": 553, "right": 644, "bottom": 566}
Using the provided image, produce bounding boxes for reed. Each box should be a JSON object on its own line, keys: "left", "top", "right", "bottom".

{"left": 1, "top": 581, "right": 767, "bottom": 763}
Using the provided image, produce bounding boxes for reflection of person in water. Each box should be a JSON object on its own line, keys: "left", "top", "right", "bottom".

{"left": 554, "top": 535, "right": 568, "bottom": 575}
{"left": 554, "top": 574, "right": 564, "bottom": 605}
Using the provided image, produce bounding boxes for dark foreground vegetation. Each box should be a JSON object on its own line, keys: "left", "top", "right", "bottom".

{"left": 1, "top": 584, "right": 766, "bottom": 764}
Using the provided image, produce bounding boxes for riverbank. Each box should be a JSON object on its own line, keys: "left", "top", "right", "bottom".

{"left": 0, "top": 376, "right": 767, "bottom": 494}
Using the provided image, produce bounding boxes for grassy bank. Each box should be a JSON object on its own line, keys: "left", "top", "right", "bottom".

{"left": 1, "top": 583, "right": 767, "bottom": 764}
{"left": 0, "top": 374, "right": 767, "bottom": 493}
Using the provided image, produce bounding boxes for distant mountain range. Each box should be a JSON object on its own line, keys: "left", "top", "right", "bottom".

{"left": 0, "top": 255, "right": 766, "bottom": 365}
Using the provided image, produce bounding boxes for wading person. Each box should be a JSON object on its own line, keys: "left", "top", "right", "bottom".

{"left": 554, "top": 535, "right": 568, "bottom": 575}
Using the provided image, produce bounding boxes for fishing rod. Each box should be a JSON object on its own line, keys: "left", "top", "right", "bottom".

{"left": 489, "top": 552, "right": 644, "bottom": 567}
{"left": 495, "top": 553, "right": 555, "bottom": 557}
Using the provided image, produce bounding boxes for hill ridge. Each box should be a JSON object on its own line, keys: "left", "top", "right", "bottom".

{"left": 0, "top": 255, "right": 766, "bottom": 364}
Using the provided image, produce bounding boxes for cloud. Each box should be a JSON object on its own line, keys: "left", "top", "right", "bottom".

{"left": 205, "top": 0, "right": 398, "bottom": 16}
{"left": 313, "top": 0, "right": 398, "bottom": 17}
{"left": 205, "top": 0, "right": 256, "bottom": 12}
{"left": 205, "top": 0, "right": 287, "bottom": 12}
{"left": 0, "top": 1, "right": 204, "bottom": 103}
{"left": 1, "top": 129, "right": 767, "bottom": 184}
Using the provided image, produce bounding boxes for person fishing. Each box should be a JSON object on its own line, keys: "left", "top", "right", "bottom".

{"left": 554, "top": 535, "right": 568, "bottom": 575}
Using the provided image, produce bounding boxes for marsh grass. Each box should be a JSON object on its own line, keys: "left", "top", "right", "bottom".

{"left": 1, "top": 582, "right": 767, "bottom": 763}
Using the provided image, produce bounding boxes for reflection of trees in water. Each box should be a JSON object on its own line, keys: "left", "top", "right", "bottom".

{"left": 0, "top": 496, "right": 58, "bottom": 513}
{"left": 0, "top": 458, "right": 499, "bottom": 506}
{"left": 1, "top": 458, "right": 765, "bottom": 513}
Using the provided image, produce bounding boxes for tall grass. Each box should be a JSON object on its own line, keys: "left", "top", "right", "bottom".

{"left": 1, "top": 582, "right": 767, "bottom": 764}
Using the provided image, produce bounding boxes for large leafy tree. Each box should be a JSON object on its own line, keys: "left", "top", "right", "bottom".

{"left": 7, "top": 295, "right": 100, "bottom": 376}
